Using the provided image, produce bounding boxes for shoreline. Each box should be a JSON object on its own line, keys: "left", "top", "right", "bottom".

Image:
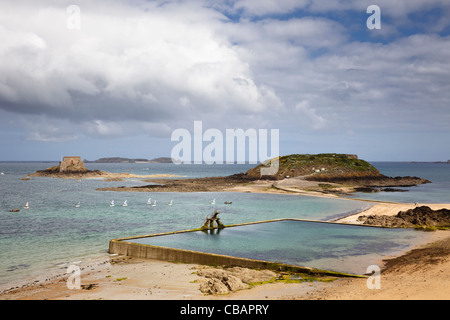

{"left": 1, "top": 229, "right": 448, "bottom": 300}
{"left": 26, "top": 171, "right": 182, "bottom": 180}
{"left": 1, "top": 176, "right": 449, "bottom": 300}
{"left": 334, "top": 202, "right": 450, "bottom": 224}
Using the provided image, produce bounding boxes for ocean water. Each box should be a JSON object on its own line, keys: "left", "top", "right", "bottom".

{"left": 0, "top": 161, "right": 447, "bottom": 288}
{"left": 350, "top": 162, "right": 450, "bottom": 203}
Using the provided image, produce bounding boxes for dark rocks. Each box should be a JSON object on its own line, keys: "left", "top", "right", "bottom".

{"left": 81, "top": 283, "right": 98, "bottom": 290}
{"left": 306, "top": 175, "right": 431, "bottom": 188}
{"left": 354, "top": 187, "right": 409, "bottom": 193}
{"left": 358, "top": 206, "right": 450, "bottom": 229}
{"left": 118, "top": 174, "right": 258, "bottom": 193}
{"left": 397, "top": 206, "right": 450, "bottom": 227}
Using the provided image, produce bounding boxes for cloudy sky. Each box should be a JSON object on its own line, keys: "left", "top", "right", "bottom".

{"left": 1, "top": 0, "right": 449, "bottom": 161}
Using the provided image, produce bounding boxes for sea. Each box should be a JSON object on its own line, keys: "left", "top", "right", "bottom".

{"left": 0, "top": 161, "right": 449, "bottom": 289}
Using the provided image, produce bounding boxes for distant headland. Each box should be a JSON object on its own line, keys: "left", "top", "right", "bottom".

{"left": 84, "top": 157, "right": 175, "bottom": 163}
{"left": 407, "top": 160, "right": 450, "bottom": 164}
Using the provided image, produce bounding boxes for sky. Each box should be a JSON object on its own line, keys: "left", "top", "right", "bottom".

{"left": 0, "top": 0, "right": 449, "bottom": 162}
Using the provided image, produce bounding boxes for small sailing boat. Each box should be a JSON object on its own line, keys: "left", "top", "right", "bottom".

{"left": 167, "top": 200, "right": 173, "bottom": 206}
{"left": 150, "top": 200, "right": 156, "bottom": 207}
{"left": 147, "top": 198, "right": 152, "bottom": 204}
{"left": 122, "top": 200, "right": 128, "bottom": 207}
{"left": 74, "top": 202, "right": 81, "bottom": 208}
{"left": 23, "top": 202, "right": 29, "bottom": 209}
{"left": 210, "top": 198, "right": 215, "bottom": 205}
{"left": 110, "top": 200, "right": 115, "bottom": 207}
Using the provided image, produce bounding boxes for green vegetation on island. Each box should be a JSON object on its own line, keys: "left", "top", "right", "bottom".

{"left": 96, "top": 153, "right": 431, "bottom": 194}
{"left": 246, "top": 153, "right": 380, "bottom": 179}
{"left": 245, "top": 153, "right": 431, "bottom": 188}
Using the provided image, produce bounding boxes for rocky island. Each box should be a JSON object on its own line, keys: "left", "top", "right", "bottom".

{"left": 26, "top": 156, "right": 180, "bottom": 180}
{"left": 97, "top": 153, "right": 431, "bottom": 195}
{"left": 247, "top": 153, "right": 430, "bottom": 186}
{"left": 28, "top": 156, "right": 105, "bottom": 178}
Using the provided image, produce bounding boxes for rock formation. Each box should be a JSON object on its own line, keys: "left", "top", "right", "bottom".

{"left": 201, "top": 210, "right": 225, "bottom": 230}
{"left": 28, "top": 156, "right": 105, "bottom": 178}
{"left": 246, "top": 153, "right": 380, "bottom": 180}
{"left": 196, "top": 267, "right": 277, "bottom": 295}
{"left": 358, "top": 206, "right": 450, "bottom": 229}
{"left": 245, "top": 153, "right": 431, "bottom": 188}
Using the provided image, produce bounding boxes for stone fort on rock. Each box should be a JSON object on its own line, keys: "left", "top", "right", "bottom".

{"left": 58, "top": 156, "right": 87, "bottom": 172}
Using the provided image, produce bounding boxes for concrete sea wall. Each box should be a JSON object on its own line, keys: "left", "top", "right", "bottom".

{"left": 109, "top": 219, "right": 363, "bottom": 278}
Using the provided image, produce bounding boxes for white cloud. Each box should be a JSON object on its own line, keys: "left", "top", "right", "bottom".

{"left": 0, "top": 0, "right": 283, "bottom": 140}
{"left": 295, "top": 100, "right": 327, "bottom": 130}
{"left": 0, "top": 0, "right": 449, "bottom": 152}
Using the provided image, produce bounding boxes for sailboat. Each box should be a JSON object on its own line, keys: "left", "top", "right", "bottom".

{"left": 210, "top": 198, "right": 215, "bottom": 205}
{"left": 110, "top": 200, "right": 115, "bottom": 207}
{"left": 23, "top": 202, "right": 29, "bottom": 209}
{"left": 122, "top": 200, "right": 128, "bottom": 207}
{"left": 167, "top": 200, "right": 173, "bottom": 206}
{"left": 147, "top": 198, "right": 152, "bottom": 204}
{"left": 150, "top": 200, "right": 156, "bottom": 207}
{"left": 74, "top": 202, "right": 81, "bottom": 208}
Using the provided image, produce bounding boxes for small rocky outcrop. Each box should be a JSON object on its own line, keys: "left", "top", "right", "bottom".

{"left": 28, "top": 156, "right": 106, "bottom": 178}
{"left": 29, "top": 166, "right": 105, "bottom": 178}
{"left": 358, "top": 206, "right": 450, "bottom": 229}
{"left": 196, "top": 267, "right": 277, "bottom": 295}
{"left": 197, "top": 270, "right": 249, "bottom": 295}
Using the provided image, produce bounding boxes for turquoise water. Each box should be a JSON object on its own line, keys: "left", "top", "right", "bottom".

{"left": 0, "top": 162, "right": 368, "bottom": 288}
{"left": 0, "top": 161, "right": 447, "bottom": 288}
{"left": 130, "top": 220, "right": 430, "bottom": 275}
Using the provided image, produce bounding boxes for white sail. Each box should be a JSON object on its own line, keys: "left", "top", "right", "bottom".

{"left": 122, "top": 200, "right": 128, "bottom": 207}
{"left": 110, "top": 200, "right": 115, "bottom": 207}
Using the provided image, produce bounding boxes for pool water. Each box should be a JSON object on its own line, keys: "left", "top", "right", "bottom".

{"left": 129, "top": 219, "right": 431, "bottom": 275}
